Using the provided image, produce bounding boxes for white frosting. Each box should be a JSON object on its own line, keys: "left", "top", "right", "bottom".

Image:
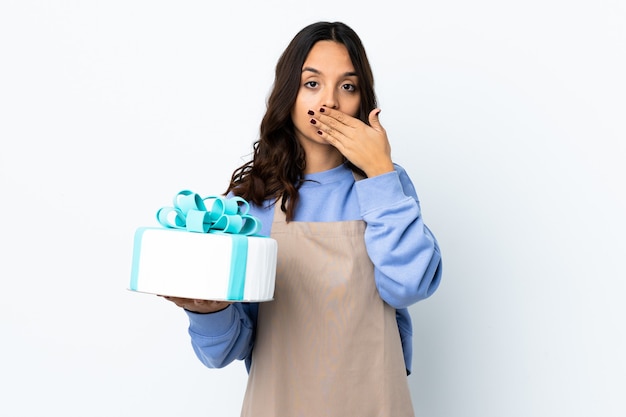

{"left": 131, "top": 228, "right": 277, "bottom": 301}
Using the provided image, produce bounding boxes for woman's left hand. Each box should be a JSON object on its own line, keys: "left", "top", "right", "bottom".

{"left": 311, "top": 107, "right": 394, "bottom": 177}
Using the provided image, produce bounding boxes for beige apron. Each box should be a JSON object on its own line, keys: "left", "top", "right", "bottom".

{"left": 240, "top": 203, "right": 414, "bottom": 417}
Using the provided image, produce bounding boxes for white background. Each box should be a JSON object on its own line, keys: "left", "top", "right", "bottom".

{"left": 1, "top": 1, "right": 624, "bottom": 416}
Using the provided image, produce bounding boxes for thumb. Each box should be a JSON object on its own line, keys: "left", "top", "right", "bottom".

{"left": 368, "top": 108, "right": 383, "bottom": 130}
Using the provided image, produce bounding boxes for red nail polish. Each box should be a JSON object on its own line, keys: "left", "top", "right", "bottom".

{"left": 317, "top": 130, "right": 323, "bottom": 135}
{"left": 310, "top": 119, "right": 316, "bottom": 124}
{"left": 319, "top": 108, "right": 325, "bottom": 113}
{"left": 307, "top": 110, "right": 314, "bottom": 115}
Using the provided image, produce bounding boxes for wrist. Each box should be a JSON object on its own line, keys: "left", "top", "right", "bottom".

{"left": 186, "top": 301, "right": 232, "bottom": 314}
{"left": 364, "top": 161, "right": 394, "bottom": 178}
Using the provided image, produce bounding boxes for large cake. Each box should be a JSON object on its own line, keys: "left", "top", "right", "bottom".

{"left": 129, "top": 191, "right": 277, "bottom": 302}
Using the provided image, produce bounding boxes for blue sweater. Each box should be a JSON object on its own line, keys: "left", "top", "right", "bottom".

{"left": 185, "top": 163, "right": 442, "bottom": 374}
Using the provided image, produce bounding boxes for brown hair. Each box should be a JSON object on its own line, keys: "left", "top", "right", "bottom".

{"left": 226, "top": 21, "right": 377, "bottom": 221}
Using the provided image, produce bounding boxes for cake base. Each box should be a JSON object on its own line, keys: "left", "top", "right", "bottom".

{"left": 130, "top": 227, "right": 277, "bottom": 302}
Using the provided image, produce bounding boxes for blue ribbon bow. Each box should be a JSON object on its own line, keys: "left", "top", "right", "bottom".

{"left": 156, "top": 190, "right": 262, "bottom": 236}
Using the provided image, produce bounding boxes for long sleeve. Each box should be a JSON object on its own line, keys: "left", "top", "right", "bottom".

{"left": 185, "top": 302, "right": 258, "bottom": 371}
{"left": 356, "top": 164, "right": 442, "bottom": 309}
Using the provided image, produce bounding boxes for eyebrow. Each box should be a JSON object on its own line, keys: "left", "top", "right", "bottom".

{"left": 302, "top": 66, "right": 358, "bottom": 77}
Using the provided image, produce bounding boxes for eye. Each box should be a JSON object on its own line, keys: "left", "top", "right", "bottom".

{"left": 304, "top": 81, "right": 319, "bottom": 88}
{"left": 342, "top": 83, "right": 357, "bottom": 92}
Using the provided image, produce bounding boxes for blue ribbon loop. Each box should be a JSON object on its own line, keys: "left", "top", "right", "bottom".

{"left": 156, "top": 190, "right": 262, "bottom": 236}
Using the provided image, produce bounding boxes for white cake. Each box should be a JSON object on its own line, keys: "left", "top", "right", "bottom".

{"left": 130, "top": 227, "right": 277, "bottom": 302}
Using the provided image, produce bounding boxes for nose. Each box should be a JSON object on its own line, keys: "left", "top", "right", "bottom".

{"left": 321, "top": 89, "right": 339, "bottom": 110}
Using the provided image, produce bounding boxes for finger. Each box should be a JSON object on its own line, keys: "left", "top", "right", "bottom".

{"left": 368, "top": 108, "right": 384, "bottom": 131}
{"left": 317, "top": 107, "right": 357, "bottom": 129}
{"left": 313, "top": 114, "right": 356, "bottom": 142}
{"left": 311, "top": 118, "right": 342, "bottom": 142}
{"left": 319, "top": 107, "right": 348, "bottom": 125}
{"left": 315, "top": 128, "right": 346, "bottom": 154}
{"left": 160, "top": 296, "right": 188, "bottom": 308}
{"left": 193, "top": 299, "right": 215, "bottom": 307}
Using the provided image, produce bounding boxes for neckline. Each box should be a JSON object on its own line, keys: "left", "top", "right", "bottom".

{"left": 300, "top": 163, "right": 353, "bottom": 187}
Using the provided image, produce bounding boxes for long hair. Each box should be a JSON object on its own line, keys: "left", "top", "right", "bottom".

{"left": 226, "top": 21, "right": 377, "bottom": 221}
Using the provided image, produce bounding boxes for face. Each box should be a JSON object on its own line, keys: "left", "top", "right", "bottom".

{"left": 291, "top": 40, "right": 361, "bottom": 150}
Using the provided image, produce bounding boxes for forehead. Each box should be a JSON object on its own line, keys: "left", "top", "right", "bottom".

{"left": 303, "top": 40, "right": 355, "bottom": 72}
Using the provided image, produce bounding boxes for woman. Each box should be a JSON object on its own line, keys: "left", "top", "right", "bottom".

{"left": 164, "top": 21, "right": 442, "bottom": 416}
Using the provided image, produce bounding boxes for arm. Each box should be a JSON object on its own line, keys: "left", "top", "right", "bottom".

{"left": 185, "top": 302, "right": 258, "bottom": 369}
{"left": 356, "top": 164, "right": 442, "bottom": 309}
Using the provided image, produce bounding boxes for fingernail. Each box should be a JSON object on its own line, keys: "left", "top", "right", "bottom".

{"left": 310, "top": 119, "right": 316, "bottom": 124}
{"left": 317, "top": 130, "right": 323, "bottom": 135}
{"left": 307, "top": 110, "right": 314, "bottom": 115}
{"left": 319, "top": 108, "right": 325, "bottom": 113}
